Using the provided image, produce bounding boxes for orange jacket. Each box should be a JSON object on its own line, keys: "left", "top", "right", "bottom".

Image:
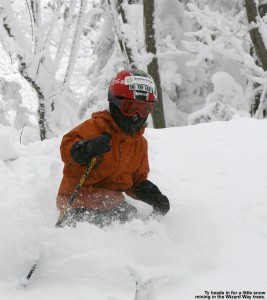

{"left": 57, "top": 110, "right": 149, "bottom": 211}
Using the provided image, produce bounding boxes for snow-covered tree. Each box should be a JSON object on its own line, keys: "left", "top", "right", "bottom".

{"left": 244, "top": 0, "right": 267, "bottom": 117}
{"left": 63, "top": 0, "right": 87, "bottom": 88}
{"left": 0, "top": 77, "right": 31, "bottom": 129}
{"left": 78, "top": 0, "right": 119, "bottom": 120}
{"left": 79, "top": 0, "right": 146, "bottom": 120}
{"left": 4, "top": 0, "right": 264, "bottom": 130}
{"left": 144, "top": 0, "right": 165, "bottom": 128}
{"left": 188, "top": 72, "right": 250, "bottom": 125}
{"left": 82, "top": 0, "right": 191, "bottom": 127}
{"left": 154, "top": 0, "right": 195, "bottom": 126}
{"left": 183, "top": 2, "right": 267, "bottom": 123}
{"left": 0, "top": 0, "right": 83, "bottom": 140}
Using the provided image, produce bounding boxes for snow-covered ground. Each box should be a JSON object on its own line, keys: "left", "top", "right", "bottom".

{"left": 0, "top": 117, "right": 267, "bottom": 300}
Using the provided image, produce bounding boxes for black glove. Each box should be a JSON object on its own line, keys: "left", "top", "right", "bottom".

{"left": 71, "top": 132, "right": 111, "bottom": 164}
{"left": 135, "top": 180, "right": 170, "bottom": 215}
{"left": 151, "top": 194, "right": 170, "bottom": 215}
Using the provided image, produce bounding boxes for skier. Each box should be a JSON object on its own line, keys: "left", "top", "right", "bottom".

{"left": 56, "top": 69, "right": 170, "bottom": 227}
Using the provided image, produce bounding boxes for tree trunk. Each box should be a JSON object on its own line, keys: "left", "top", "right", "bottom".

{"left": 245, "top": 0, "right": 267, "bottom": 71}
{"left": 245, "top": 0, "right": 267, "bottom": 117}
{"left": 30, "top": 0, "right": 41, "bottom": 54}
{"left": 143, "top": 0, "right": 166, "bottom": 128}
{"left": 18, "top": 56, "right": 48, "bottom": 141}
{"left": 1, "top": 3, "right": 48, "bottom": 141}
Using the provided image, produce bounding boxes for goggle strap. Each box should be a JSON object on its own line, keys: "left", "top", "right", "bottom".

{"left": 108, "top": 93, "right": 122, "bottom": 109}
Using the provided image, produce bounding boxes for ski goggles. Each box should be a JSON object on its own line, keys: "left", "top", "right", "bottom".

{"left": 119, "top": 99, "right": 154, "bottom": 118}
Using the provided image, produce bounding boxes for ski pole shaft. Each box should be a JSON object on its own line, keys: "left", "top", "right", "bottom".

{"left": 55, "top": 156, "right": 97, "bottom": 228}
{"left": 25, "top": 156, "right": 97, "bottom": 284}
{"left": 26, "top": 263, "right": 37, "bottom": 281}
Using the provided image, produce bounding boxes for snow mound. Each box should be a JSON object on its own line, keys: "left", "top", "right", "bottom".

{"left": 0, "top": 118, "right": 267, "bottom": 300}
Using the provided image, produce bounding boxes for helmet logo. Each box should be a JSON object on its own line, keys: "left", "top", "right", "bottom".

{"left": 134, "top": 91, "right": 149, "bottom": 100}
{"left": 129, "top": 84, "right": 153, "bottom": 93}
{"left": 125, "top": 76, "right": 134, "bottom": 84}
{"left": 125, "top": 76, "right": 155, "bottom": 89}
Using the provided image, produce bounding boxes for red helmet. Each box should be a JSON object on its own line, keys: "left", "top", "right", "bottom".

{"left": 108, "top": 69, "right": 157, "bottom": 118}
{"left": 109, "top": 69, "right": 157, "bottom": 101}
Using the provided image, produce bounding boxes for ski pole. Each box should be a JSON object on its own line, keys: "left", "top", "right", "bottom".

{"left": 24, "top": 156, "right": 97, "bottom": 285}
{"left": 55, "top": 156, "right": 97, "bottom": 228}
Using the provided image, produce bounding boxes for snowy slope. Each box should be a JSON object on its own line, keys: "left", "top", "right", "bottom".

{"left": 0, "top": 117, "right": 267, "bottom": 300}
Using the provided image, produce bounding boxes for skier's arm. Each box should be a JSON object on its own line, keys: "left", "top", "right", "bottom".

{"left": 70, "top": 132, "right": 111, "bottom": 164}
{"left": 125, "top": 140, "right": 170, "bottom": 215}
{"left": 135, "top": 180, "right": 170, "bottom": 215}
{"left": 60, "top": 120, "right": 111, "bottom": 164}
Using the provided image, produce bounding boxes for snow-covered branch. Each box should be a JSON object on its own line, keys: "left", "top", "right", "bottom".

{"left": 0, "top": 0, "right": 82, "bottom": 139}
{"left": 184, "top": 2, "right": 267, "bottom": 119}
{"left": 107, "top": 0, "right": 133, "bottom": 67}
{"left": 63, "top": 0, "right": 87, "bottom": 87}
{"left": 52, "top": 0, "right": 76, "bottom": 76}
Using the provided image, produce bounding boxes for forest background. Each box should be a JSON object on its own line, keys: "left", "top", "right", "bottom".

{"left": 1, "top": 2, "right": 267, "bottom": 299}
{"left": 0, "top": 0, "right": 267, "bottom": 142}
